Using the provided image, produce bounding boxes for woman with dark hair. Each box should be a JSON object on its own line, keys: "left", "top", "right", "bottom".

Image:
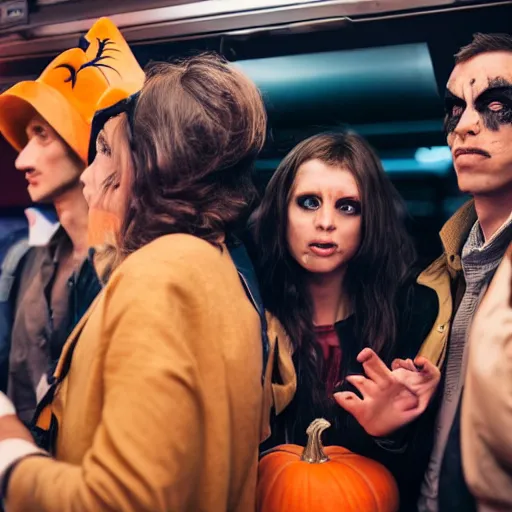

{"left": 254, "top": 131, "right": 443, "bottom": 510}
{"left": 0, "top": 53, "right": 277, "bottom": 512}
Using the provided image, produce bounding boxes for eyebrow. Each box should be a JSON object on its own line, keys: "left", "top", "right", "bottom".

{"left": 445, "top": 78, "right": 512, "bottom": 104}
{"left": 295, "top": 190, "right": 360, "bottom": 201}
{"left": 473, "top": 80, "right": 512, "bottom": 105}
{"left": 487, "top": 76, "right": 512, "bottom": 89}
{"left": 337, "top": 195, "right": 361, "bottom": 201}
{"left": 444, "top": 89, "right": 465, "bottom": 103}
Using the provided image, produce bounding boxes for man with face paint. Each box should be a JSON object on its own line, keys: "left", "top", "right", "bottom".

{"left": 0, "top": 18, "right": 144, "bottom": 425}
{"left": 418, "top": 33, "right": 512, "bottom": 511}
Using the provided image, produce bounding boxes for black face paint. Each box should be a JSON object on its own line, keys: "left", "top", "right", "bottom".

{"left": 444, "top": 89, "right": 465, "bottom": 134}
{"left": 444, "top": 77, "right": 512, "bottom": 134}
{"left": 475, "top": 77, "right": 512, "bottom": 131}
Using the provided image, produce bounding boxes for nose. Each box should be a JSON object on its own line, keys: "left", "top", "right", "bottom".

{"left": 80, "top": 162, "right": 91, "bottom": 188}
{"left": 452, "top": 106, "right": 481, "bottom": 140}
{"left": 315, "top": 206, "right": 336, "bottom": 232}
{"left": 80, "top": 161, "right": 94, "bottom": 206}
{"left": 15, "top": 139, "right": 37, "bottom": 173}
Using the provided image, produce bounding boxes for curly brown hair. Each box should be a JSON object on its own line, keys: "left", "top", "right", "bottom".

{"left": 119, "top": 53, "right": 267, "bottom": 256}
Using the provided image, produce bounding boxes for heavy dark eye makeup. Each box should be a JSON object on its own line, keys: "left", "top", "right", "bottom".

{"left": 444, "top": 90, "right": 465, "bottom": 134}
{"left": 297, "top": 195, "right": 320, "bottom": 210}
{"left": 296, "top": 194, "right": 361, "bottom": 214}
{"left": 336, "top": 198, "right": 361, "bottom": 215}
{"left": 475, "top": 80, "right": 512, "bottom": 131}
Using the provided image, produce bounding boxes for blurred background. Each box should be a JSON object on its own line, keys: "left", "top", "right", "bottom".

{"left": 1, "top": 0, "right": 511, "bottom": 265}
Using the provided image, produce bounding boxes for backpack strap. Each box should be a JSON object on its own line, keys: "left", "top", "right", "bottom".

{"left": 0, "top": 237, "right": 30, "bottom": 302}
{"left": 0, "top": 237, "right": 30, "bottom": 393}
{"left": 227, "top": 240, "right": 270, "bottom": 386}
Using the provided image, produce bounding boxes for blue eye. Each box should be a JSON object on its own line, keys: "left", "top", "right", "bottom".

{"left": 336, "top": 199, "right": 361, "bottom": 215}
{"left": 340, "top": 204, "right": 355, "bottom": 214}
{"left": 297, "top": 196, "right": 320, "bottom": 210}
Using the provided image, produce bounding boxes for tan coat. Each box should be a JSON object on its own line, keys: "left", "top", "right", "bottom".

{"left": 417, "top": 200, "right": 478, "bottom": 368}
{"left": 6, "top": 234, "right": 267, "bottom": 512}
{"left": 462, "top": 244, "right": 512, "bottom": 512}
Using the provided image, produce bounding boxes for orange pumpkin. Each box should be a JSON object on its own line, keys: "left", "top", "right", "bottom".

{"left": 257, "top": 418, "right": 399, "bottom": 512}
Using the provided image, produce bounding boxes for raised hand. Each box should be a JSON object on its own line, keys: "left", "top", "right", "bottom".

{"left": 390, "top": 355, "right": 440, "bottom": 413}
{"left": 333, "top": 348, "right": 440, "bottom": 437}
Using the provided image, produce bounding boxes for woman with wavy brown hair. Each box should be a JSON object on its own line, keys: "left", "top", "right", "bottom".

{"left": 254, "top": 131, "right": 442, "bottom": 511}
{"left": 0, "top": 54, "right": 274, "bottom": 512}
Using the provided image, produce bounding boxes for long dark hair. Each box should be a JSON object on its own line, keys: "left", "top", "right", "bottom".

{"left": 252, "top": 131, "right": 416, "bottom": 407}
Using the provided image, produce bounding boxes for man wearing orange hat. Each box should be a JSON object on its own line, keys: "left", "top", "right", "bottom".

{"left": 0, "top": 17, "right": 145, "bottom": 425}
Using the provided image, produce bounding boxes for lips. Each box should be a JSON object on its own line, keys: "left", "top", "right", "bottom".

{"left": 309, "top": 241, "right": 338, "bottom": 257}
{"left": 25, "top": 172, "right": 41, "bottom": 185}
{"left": 453, "top": 147, "right": 491, "bottom": 159}
{"left": 82, "top": 187, "right": 91, "bottom": 205}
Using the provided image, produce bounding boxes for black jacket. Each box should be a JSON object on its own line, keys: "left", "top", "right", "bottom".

{"left": 262, "top": 281, "right": 439, "bottom": 512}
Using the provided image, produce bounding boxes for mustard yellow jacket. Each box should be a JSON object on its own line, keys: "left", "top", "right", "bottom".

{"left": 6, "top": 234, "right": 267, "bottom": 512}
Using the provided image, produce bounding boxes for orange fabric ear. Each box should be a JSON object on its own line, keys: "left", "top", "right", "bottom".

{"left": 87, "top": 207, "right": 122, "bottom": 247}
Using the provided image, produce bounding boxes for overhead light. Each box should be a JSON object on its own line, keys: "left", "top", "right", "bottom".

{"left": 382, "top": 158, "right": 451, "bottom": 175}
{"left": 215, "top": 0, "right": 321, "bottom": 7}
{"left": 415, "top": 146, "right": 452, "bottom": 164}
{"left": 256, "top": 156, "right": 452, "bottom": 176}
{"left": 29, "top": 0, "right": 326, "bottom": 37}
{"left": 36, "top": 0, "right": 73, "bottom": 4}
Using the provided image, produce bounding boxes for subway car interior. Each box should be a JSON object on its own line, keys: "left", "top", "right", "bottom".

{"left": 1, "top": 0, "right": 512, "bottom": 266}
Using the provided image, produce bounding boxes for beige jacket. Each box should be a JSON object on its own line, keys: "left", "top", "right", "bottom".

{"left": 416, "top": 200, "right": 478, "bottom": 368}
{"left": 462, "top": 243, "right": 512, "bottom": 512}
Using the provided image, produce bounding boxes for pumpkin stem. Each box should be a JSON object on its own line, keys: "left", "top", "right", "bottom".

{"left": 301, "top": 418, "right": 330, "bottom": 463}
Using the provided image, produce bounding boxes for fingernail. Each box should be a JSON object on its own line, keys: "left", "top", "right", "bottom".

{"left": 414, "top": 363, "right": 424, "bottom": 371}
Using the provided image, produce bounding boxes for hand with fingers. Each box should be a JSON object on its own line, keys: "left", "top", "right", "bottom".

{"left": 333, "top": 348, "right": 441, "bottom": 438}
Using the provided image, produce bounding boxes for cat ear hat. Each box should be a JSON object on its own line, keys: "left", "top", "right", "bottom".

{"left": 0, "top": 17, "right": 145, "bottom": 164}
